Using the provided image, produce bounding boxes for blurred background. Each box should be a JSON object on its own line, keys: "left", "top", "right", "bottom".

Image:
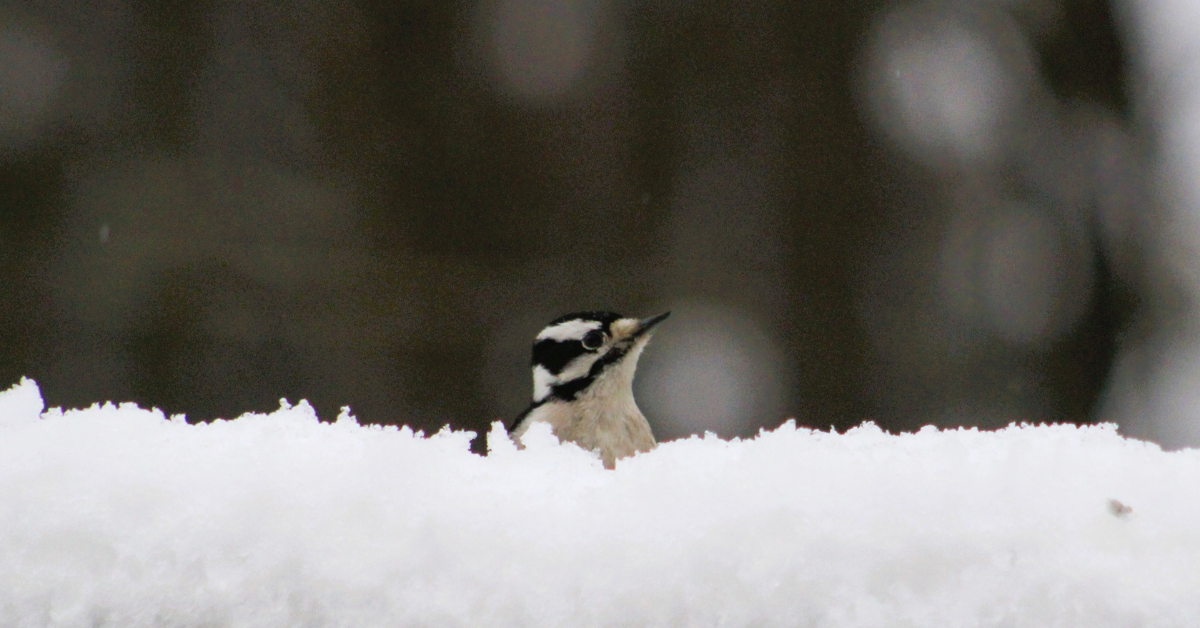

{"left": 2, "top": 0, "right": 1199, "bottom": 449}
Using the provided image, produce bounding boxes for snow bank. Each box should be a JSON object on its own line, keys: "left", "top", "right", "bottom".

{"left": 1, "top": 378, "right": 1198, "bottom": 627}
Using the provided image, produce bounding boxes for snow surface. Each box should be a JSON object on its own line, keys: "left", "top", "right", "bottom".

{"left": 1, "top": 378, "right": 1198, "bottom": 627}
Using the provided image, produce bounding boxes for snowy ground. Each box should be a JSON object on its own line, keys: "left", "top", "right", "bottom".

{"left": 1, "top": 378, "right": 1198, "bottom": 627}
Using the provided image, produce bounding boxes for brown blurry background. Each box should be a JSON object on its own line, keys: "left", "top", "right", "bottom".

{"left": 3, "top": 0, "right": 1197, "bottom": 448}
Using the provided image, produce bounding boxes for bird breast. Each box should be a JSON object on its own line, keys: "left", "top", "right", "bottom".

{"left": 513, "top": 333, "right": 658, "bottom": 469}
{"left": 512, "top": 375, "right": 656, "bottom": 469}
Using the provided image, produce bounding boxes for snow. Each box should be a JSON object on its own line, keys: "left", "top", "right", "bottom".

{"left": 1, "top": 378, "right": 1198, "bottom": 627}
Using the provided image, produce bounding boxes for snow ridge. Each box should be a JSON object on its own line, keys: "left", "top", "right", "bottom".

{"left": 0, "top": 379, "right": 1197, "bottom": 627}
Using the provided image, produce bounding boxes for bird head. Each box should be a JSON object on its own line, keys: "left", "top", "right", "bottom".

{"left": 530, "top": 311, "right": 670, "bottom": 403}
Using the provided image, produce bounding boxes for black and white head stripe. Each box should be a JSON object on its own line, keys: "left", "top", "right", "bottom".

{"left": 530, "top": 312, "right": 621, "bottom": 402}
{"left": 511, "top": 310, "right": 670, "bottom": 430}
{"left": 524, "top": 310, "right": 669, "bottom": 402}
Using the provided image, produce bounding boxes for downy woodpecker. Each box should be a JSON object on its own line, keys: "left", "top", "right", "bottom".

{"left": 509, "top": 311, "right": 669, "bottom": 469}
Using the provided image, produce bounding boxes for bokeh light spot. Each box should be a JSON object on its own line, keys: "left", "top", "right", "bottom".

{"left": 863, "top": 5, "right": 1034, "bottom": 166}
{"left": 638, "top": 305, "right": 787, "bottom": 440}
{"left": 939, "top": 202, "right": 1094, "bottom": 345}
{"left": 487, "top": 0, "right": 596, "bottom": 102}
{"left": 0, "top": 28, "right": 67, "bottom": 152}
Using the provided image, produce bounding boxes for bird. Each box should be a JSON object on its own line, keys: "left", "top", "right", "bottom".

{"left": 509, "top": 310, "right": 670, "bottom": 469}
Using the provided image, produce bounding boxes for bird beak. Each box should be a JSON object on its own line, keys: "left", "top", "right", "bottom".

{"left": 634, "top": 311, "right": 671, "bottom": 338}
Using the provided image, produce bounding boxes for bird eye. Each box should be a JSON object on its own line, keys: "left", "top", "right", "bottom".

{"left": 581, "top": 330, "right": 605, "bottom": 350}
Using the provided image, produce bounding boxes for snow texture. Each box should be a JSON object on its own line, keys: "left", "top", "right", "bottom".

{"left": 1, "top": 378, "right": 1198, "bottom": 627}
